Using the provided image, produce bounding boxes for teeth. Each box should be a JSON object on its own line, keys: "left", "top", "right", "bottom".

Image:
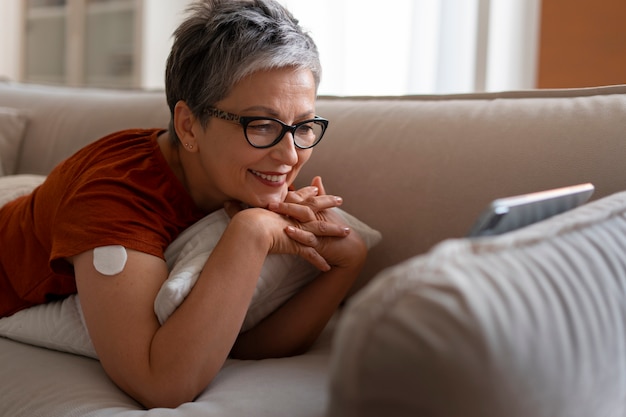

{"left": 251, "top": 170, "right": 285, "bottom": 183}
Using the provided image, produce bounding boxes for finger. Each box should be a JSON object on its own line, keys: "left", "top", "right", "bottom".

{"left": 311, "top": 176, "right": 326, "bottom": 196}
{"left": 268, "top": 201, "right": 317, "bottom": 221}
{"left": 302, "top": 194, "right": 343, "bottom": 211}
{"left": 284, "top": 185, "right": 319, "bottom": 204}
{"left": 285, "top": 226, "right": 330, "bottom": 271}
{"left": 287, "top": 220, "right": 350, "bottom": 241}
{"left": 306, "top": 177, "right": 342, "bottom": 210}
{"left": 286, "top": 225, "right": 319, "bottom": 246}
{"left": 300, "top": 247, "right": 331, "bottom": 272}
{"left": 271, "top": 194, "right": 342, "bottom": 215}
{"left": 269, "top": 197, "right": 345, "bottom": 222}
{"left": 308, "top": 221, "right": 351, "bottom": 238}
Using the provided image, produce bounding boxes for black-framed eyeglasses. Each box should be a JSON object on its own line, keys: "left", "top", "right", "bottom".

{"left": 206, "top": 107, "right": 329, "bottom": 149}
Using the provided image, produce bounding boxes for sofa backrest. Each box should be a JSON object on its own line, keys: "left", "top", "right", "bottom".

{"left": 0, "top": 83, "right": 170, "bottom": 176}
{"left": 308, "top": 86, "right": 626, "bottom": 285}
{"left": 1, "top": 81, "right": 625, "bottom": 287}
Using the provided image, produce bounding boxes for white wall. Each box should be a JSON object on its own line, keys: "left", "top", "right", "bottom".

{"left": 0, "top": 0, "right": 23, "bottom": 81}
{"left": 141, "top": 0, "right": 194, "bottom": 89}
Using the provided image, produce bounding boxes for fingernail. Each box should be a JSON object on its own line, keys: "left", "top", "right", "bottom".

{"left": 286, "top": 226, "right": 296, "bottom": 233}
{"left": 312, "top": 186, "right": 319, "bottom": 195}
{"left": 335, "top": 196, "right": 343, "bottom": 204}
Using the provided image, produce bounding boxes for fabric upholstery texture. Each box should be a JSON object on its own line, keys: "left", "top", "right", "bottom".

{"left": 303, "top": 87, "right": 626, "bottom": 289}
{"left": 0, "top": 107, "right": 28, "bottom": 176}
{"left": 1, "top": 81, "right": 625, "bottom": 416}
{"left": 1, "top": 82, "right": 625, "bottom": 288}
{"left": 0, "top": 322, "right": 335, "bottom": 417}
{"left": 328, "top": 191, "right": 626, "bottom": 417}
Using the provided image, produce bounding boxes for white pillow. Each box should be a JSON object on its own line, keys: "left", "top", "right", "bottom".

{"left": 157, "top": 206, "right": 382, "bottom": 332}
{"left": 0, "top": 107, "right": 28, "bottom": 176}
{"left": 0, "top": 175, "right": 382, "bottom": 358}
{"left": 0, "top": 293, "right": 97, "bottom": 358}
{"left": 0, "top": 175, "right": 97, "bottom": 356}
{"left": 328, "top": 191, "right": 626, "bottom": 417}
{"left": 0, "top": 174, "right": 45, "bottom": 205}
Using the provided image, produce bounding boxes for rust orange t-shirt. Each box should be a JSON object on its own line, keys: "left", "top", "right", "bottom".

{"left": 0, "top": 129, "right": 205, "bottom": 316}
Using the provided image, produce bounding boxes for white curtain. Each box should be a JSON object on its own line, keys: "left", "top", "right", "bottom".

{"left": 0, "top": 0, "right": 22, "bottom": 82}
{"left": 281, "top": 0, "right": 542, "bottom": 96}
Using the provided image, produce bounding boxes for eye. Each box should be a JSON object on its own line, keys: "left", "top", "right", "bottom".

{"left": 295, "top": 123, "right": 315, "bottom": 135}
{"left": 247, "top": 119, "right": 280, "bottom": 135}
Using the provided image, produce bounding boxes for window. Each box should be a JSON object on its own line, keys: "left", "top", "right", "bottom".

{"left": 281, "top": 0, "right": 541, "bottom": 95}
{"left": 0, "top": 0, "right": 542, "bottom": 95}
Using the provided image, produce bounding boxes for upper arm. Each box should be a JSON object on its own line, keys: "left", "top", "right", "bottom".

{"left": 71, "top": 248, "right": 168, "bottom": 396}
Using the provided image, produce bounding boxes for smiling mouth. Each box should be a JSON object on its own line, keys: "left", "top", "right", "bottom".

{"left": 250, "top": 169, "right": 287, "bottom": 183}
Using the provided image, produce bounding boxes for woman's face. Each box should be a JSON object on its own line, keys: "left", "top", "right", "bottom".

{"left": 193, "top": 67, "right": 317, "bottom": 209}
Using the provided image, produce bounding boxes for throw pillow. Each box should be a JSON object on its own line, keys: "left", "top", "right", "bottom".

{"left": 0, "top": 107, "right": 28, "bottom": 176}
{"left": 157, "top": 206, "right": 382, "bottom": 332}
{"left": 0, "top": 175, "right": 97, "bottom": 357}
{"left": 328, "top": 191, "right": 626, "bottom": 417}
{"left": 0, "top": 174, "right": 46, "bottom": 205}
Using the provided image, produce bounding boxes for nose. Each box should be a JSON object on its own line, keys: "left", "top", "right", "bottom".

{"left": 270, "top": 131, "right": 299, "bottom": 165}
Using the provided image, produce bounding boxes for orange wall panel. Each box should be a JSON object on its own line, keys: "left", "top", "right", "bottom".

{"left": 537, "top": 0, "right": 626, "bottom": 88}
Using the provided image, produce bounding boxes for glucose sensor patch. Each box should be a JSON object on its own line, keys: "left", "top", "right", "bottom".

{"left": 93, "top": 245, "right": 128, "bottom": 276}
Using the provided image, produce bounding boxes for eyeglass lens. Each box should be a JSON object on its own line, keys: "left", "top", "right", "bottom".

{"left": 245, "top": 119, "right": 325, "bottom": 148}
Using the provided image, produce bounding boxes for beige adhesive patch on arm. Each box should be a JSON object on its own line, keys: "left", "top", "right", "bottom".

{"left": 93, "top": 245, "right": 128, "bottom": 276}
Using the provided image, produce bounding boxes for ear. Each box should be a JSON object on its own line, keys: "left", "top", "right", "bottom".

{"left": 173, "top": 100, "right": 199, "bottom": 152}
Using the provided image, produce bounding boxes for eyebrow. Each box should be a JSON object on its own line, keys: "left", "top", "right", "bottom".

{"left": 239, "top": 105, "right": 316, "bottom": 120}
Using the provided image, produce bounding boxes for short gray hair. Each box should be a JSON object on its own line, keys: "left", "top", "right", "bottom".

{"left": 165, "top": 0, "right": 321, "bottom": 145}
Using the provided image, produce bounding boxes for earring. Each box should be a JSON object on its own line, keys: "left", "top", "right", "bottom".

{"left": 185, "top": 143, "right": 193, "bottom": 150}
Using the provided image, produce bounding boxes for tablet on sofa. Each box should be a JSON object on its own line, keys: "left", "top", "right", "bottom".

{"left": 467, "top": 183, "right": 595, "bottom": 237}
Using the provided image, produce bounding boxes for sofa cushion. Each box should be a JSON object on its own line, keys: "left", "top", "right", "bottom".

{"left": 328, "top": 191, "right": 626, "bottom": 417}
{"left": 0, "top": 107, "right": 28, "bottom": 176}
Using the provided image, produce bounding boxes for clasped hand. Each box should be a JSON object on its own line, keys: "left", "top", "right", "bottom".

{"left": 226, "top": 176, "right": 367, "bottom": 272}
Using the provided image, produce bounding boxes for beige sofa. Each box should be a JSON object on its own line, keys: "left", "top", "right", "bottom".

{"left": 1, "top": 81, "right": 625, "bottom": 416}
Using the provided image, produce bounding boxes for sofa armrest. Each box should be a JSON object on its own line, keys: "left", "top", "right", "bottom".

{"left": 328, "top": 191, "right": 626, "bottom": 417}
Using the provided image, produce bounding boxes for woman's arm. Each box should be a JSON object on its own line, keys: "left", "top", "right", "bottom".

{"left": 230, "top": 177, "right": 368, "bottom": 359}
{"left": 73, "top": 214, "right": 267, "bottom": 408}
{"left": 72, "top": 205, "right": 347, "bottom": 409}
{"left": 230, "top": 242, "right": 366, "bottom": 359}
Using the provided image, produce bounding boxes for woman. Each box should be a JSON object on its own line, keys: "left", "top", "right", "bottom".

{"left": 0, "top": 0, "right": 367, "bottom": 409}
